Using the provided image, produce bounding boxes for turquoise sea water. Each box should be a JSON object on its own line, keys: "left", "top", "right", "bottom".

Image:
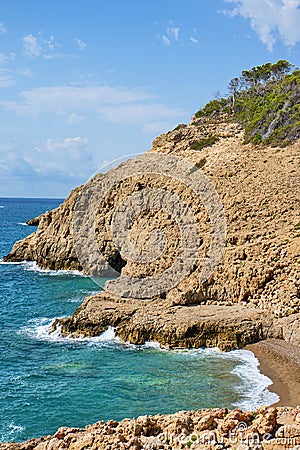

{"left": 0, "top": 198, "right": 278, "bottom": 443}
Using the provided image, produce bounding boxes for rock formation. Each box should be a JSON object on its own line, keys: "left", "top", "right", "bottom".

{"left": 56, "top": 292, "right": 274, "bottom": 351}
{"left": 3, "top": 115, "right": 300, "bottom": 347}
{"left": 4, "top": 186, "right": 82, "bottom": 271}
{"left": 2, "top": 103, "right": 300, "bottom": 450}
{"left": 2, "top": 406, "right": 300, "bottom": 449}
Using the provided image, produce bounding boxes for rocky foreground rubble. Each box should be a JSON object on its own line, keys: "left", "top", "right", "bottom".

{"left": 2, "top": 407, "right": 300, "bottom": 450}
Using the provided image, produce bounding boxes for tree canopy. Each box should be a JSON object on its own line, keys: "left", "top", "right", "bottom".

{"left": 194, "top": 60, "right": 300, "bottom": 147}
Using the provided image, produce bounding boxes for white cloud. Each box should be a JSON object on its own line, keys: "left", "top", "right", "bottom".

{"left": 167, "top": 26, "right": 180, "bottom": 41}
{"left": 29, "top": 137, "right": 91, "bottom": 178}
{"left": 0, "top": 52, "right": 16, "bottom": 64}
{"left": 162, "top": 35, "right": 170, "bottom": 45}
{"left": 22, "top": 32, "right": 61, "bottom": 58}
{"left": 1, "top": 85, "right": 153, "bottom": 117}
{"left": 0, "top": 152, "right": 35, "bottom": 177}
{"left": 23, "top": 34, "right": 41, "bottom": 57}
{"left": 0, "top": 22, "right": 7, "bottom": 34}
{"left": 190, "top": 36, "right": 198, "bottom": 44}
{"left": 222, "top": 0, "right": 300, "bottom": 51}
{"left": 1, "top": 84, "right": 186, "bottom": 134}
{"left": 0, "top": 137, "right": 95, "bottom": 181}
{"left": 0, "top": 69, "right": 15, "bottom": 88}
{"left": 75, "top": 38, "right": 87, "bottom": 50}
{"left": 22, "top": 68, "right": 33, "bottom": 78}
{"left": 45, "top": 35, "right": 56, "bottom": 51}
{"left": 68, "top": 112, "right": 85, "bottom": 124}
{"left": 159, "top": 22, "right": 198, "bottom": 46}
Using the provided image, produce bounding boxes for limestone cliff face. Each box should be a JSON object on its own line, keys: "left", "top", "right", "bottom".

{"left": 3, "top": 115, "right": 300, "bottom": 344}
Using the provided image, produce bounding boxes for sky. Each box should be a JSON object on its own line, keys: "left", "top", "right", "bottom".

{"left": 0, "top": 0, "right": 300, "bottom": 198}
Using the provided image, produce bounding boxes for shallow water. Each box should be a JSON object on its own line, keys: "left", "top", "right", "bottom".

{"left": 0, "top": 198, "right": 278, "bottom": 442}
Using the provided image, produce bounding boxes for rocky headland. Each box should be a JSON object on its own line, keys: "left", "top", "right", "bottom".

{"left": 4, "top": 114, "right": 300, "bottom": 349}
{"left": 2, "top": 61, "right": 300, "bottom": 448}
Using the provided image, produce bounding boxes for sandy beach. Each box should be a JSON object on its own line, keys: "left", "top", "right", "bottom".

{"left": 246, "top": 339, "right": 300, "bottom": 407}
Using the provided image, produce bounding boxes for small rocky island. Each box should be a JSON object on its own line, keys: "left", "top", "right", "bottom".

{"left": 3, "top": 61, "right": 300, "bottom": 449}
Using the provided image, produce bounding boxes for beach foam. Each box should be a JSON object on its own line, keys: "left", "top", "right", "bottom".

{"left": 22, "top": 317, "right": 279, "bottom": 410}
{"left": 229, "top": 349, "right": 279, "bottom": 409}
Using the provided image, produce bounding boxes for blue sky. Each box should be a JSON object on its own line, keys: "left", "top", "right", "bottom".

{"left": 0, "top": 0, "right": 300, "bottom": 197}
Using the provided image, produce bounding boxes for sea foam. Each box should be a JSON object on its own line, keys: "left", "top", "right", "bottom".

{"left": 22, "top": 316, "right": 279, "bottom": 410}
{"left": 229, "top": 349, "right": 279, "bottom": 409}
{"left": 0, "top": 260, "right": 23, "bottom": 265}
{"left": 23, "top": 261, "right": 85, "bottom": 276}
{"left": 0, "top": 422, "right": 24, "bottom": 442}
{"left": 21, "top": 317, "right": 118, "bottom": 346}
{"left": 0, "top": 260, "right": 86, "bottom": 276}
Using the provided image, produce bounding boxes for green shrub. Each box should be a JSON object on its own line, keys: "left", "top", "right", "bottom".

{"left": 192, "top": 135, "right": 219, "bottom": 150}
{"left": 193, "top": 60, "right": 300, "bottom": 147}
{"left": 195, "top": 98, "right": 228, "bottom": 118}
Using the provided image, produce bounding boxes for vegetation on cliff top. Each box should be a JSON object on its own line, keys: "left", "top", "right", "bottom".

{"left": 195, "top": 60, "right": 300, "bottom": 146}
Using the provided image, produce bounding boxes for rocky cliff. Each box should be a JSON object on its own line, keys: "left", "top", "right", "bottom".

{"left": 4, "top": 186, "right": 82, "bottom": 271}
{"left": 3, "top": 63, "right": 300, "bottom": 449}
{"left": 3, "top": 114, "right": 300, "bottom": 349}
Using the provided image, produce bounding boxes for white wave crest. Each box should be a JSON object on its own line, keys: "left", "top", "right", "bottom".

{"left": 229, "top": 349, "right": 279, "bottom": 410}
{"left": 23, "top": 261, "right": 85, "bottom": 276}
{"left": 21, "top": 317, "right": 118, "bottom": 346}
{"left": 0, "top": 260, "right": 23, "bottom": 265}
{"left": 0, "top": 422, "right": 24, "bottom": 442}
{"left": 0, "top": 260, "right": 85, "bottom": 276}
{"left": 171, "top": 346, "right": 279, "bottom": 408}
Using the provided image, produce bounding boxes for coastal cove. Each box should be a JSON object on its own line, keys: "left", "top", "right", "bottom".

{"left": 1, "top": 0, "right": 300, "bottom": 439}
{"left": 0, "top": 198, "right": 281, "bottom": 443}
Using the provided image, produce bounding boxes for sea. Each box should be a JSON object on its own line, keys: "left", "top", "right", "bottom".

{"left": 0, "top": 197, "right": 279, "bottom": 443}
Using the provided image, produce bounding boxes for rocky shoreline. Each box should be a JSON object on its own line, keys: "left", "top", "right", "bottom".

{"left": 53, "top": 291, "right": 300, "bottom": 352}
{"left": 2, "top": 115, "right": 300, "bottom": 448}
{"left": 4, "top": 116, "right": 300, "bottom": 317}
{"left": 2, "top": 405, "right": 300, "bottom": 449}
